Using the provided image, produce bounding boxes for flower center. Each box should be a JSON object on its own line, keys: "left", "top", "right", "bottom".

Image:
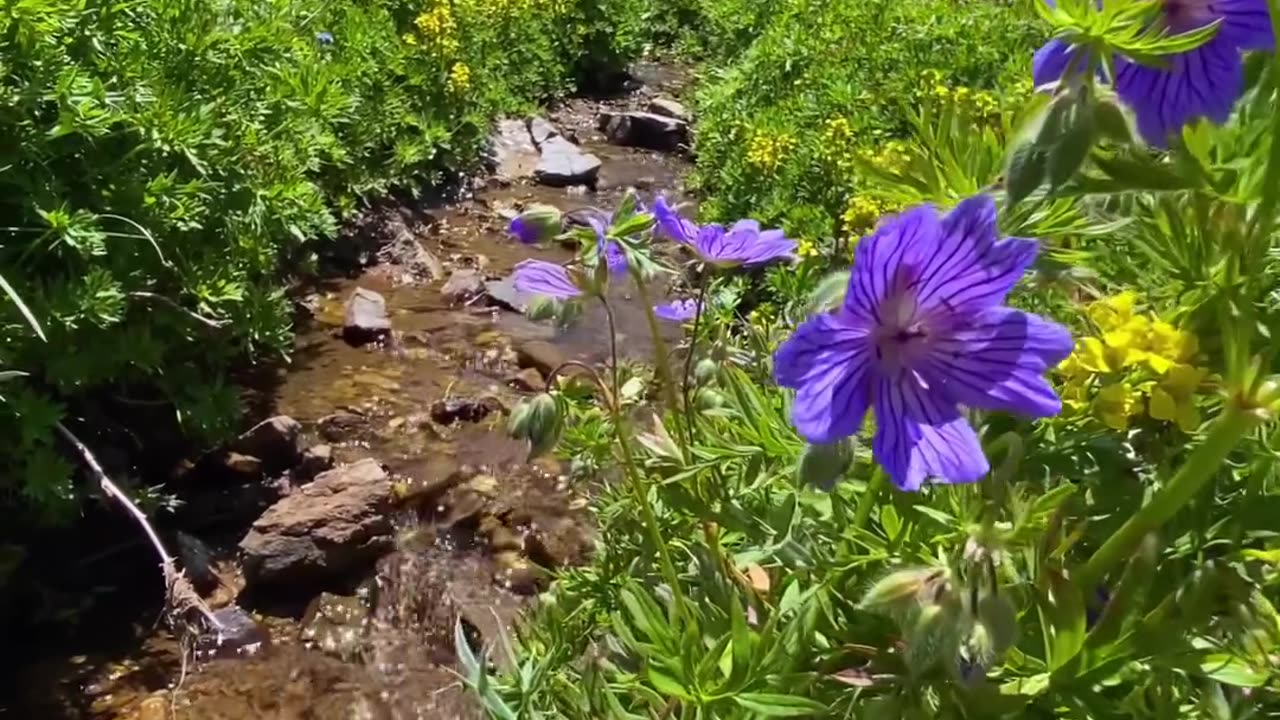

{"left": 1161, "top": 0, "right": 1216, "bottom": 32}
{"left": 873, "top": 286, "right": 932, "bottom": 370}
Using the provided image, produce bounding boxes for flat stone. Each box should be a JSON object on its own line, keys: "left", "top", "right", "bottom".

{"left": 484, "top": 276, "right": 537, "bottom": 313}
{"left": 648, "top": 97, "right": 691, "bottom": 122}
{"left": 526, "top": 116, "right": 560, "bottom": 148}
{"left": 486, "top": 118, "right": 539, "bottom": 181}
{"left": 535, "top": 137, "right": 601, "bottom": 188}
{"left": 342, "top": 288, "right": 391, "bottom": 346}
{"left": 516, "top": 340, "right": 569, "bottom": 379}
{"left": 598, "top": 111, "right": 689, "bottom": 152}
{"left": 239, "top": 458, "right": 396, "bottom": 587}
{"left": 441, "top": 268, "right": 486, "bottom": 303}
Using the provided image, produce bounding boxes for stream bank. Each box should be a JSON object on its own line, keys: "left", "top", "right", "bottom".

{"left": 3, "top": 60, "right": 695, "bottom": 720}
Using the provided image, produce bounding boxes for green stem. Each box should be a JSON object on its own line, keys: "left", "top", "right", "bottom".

{"left": 1077, "top": 404, "right": 1259, "bottom": 590}
{"left": 1246, "top": 0, "right": 1280, "bottom": 255}
{"left": 602, "top": 298, "right": 621, "bottom": 402}
{"left": 853, "top": 467, "right": 887, "bottom": 530}
{"left": 681, "top": 270, "right": 710, "bottom": 449}
{"left": 632, "top": 268, "right": 683, "bottom": 419}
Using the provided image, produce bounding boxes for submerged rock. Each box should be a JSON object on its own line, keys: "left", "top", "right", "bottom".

{"left": 318, "top": 411, "right": 367, "bottom": 443}
{"left": 239, "top": 458, "right": 396, "bottom": 587}
{"left": 535, "top": 136, "right": 601, "bottom": 188}
{"left": 429, "top": 397, "right": 503, "bottom": 426}
{"left": 516, "top": 340, "right": 570, "bottom": 379}
{"left": 441, "top": 268, "right": 486, "bottom": 303}
{"left": 230, "top": 415, "right": 302, "bottom": 475}
{"left": 484, "top": 276, "right": 536, "bottom": 313}
{"left": 195, "top": 605, "right": 270, "bottom": 661}
{"left": 598, "top": 110, "right": 689, "bottom": 152}
{"left": 301, "top": 591, "right": 371, "bottom": 662}
{"left": 342, "top": 288, "right": 392, "bottom": 346}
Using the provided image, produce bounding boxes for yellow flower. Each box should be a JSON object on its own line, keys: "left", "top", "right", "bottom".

{"left": 1088, "top": 292, "right": 1137, "bottom": 332}
{"left": 797, "top": 239, "right": 819, "bottom": 258}
{"left": 446, "top": 62, "right": 471, "bottom": 93}
{"left": 1101, "top": 315, "right": 1151, "bottom": 368}
{"left": 1147, "top": 363, "right": 1206, "bottom": 432}
{"left": 1095, "top": 383, "right": 1138, "bottom": 431}
{"left": 1075, "top": 337, "right": 1126, "bottom": 373}
{"left": 1145, "top": 320, "right": 1198, "bottom": 373}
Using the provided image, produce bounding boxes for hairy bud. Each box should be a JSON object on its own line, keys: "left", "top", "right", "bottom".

{"left": 509, "top": 205, "right": 563, "bottom": 245}
{"left": 796, "top": 439, "right": 854, "bottom": 491}
{"left": 508, "top": 392, "right": 564, "bottom": 459}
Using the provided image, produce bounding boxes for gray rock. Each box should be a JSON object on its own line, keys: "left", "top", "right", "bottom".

{"left": 342, "top": 288, "right": 391, "bottom": 345}
{"left": 508, "top": 367, "right": 545, "bottom": 392}
{"left": 648, "top": 97, "right": 691, "bottom": 122}
{"left": 296, "top": 444, "right": 334, "bottom": 481}
{"left": 535, "top": 137, "right": 602, "bottom": 188}
{"left": 380, "top": 212, "right": 445, "bottom": 281}
{"left": 239, "top": 459, "right": 396, "bottom": 587}
{"left": 486, "top": 118, "right": 539, "bottom": 181}
{"left": 598, "top": 111, "right": 689, "bottom": 152}
{"left": 484, "top": 276, "right": 537, "bottom": 313}
{"left": 441, "top": 268, "right": 486, "bottom": 303}
{"left": 526, "top": 116, "right": 560, "bottom": 148}
{"left": 195, "top": 605, "right": 270, "bottom": 661}
{"left": 230, "top": 416, "right": 302, "bottom": 474}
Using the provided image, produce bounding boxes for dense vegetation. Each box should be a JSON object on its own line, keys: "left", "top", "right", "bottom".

{"left": 0, "top": 0, "right": 656, "bottom": 520}
{"left": 474, "top": 0, "right": 1280, "bottom": 717}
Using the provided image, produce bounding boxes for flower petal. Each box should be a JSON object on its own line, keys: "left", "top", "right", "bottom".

{"left": 1033, "top": 38, "right": 1081, "bottom": 88}
{"left": 872, "top": 373, "right": 988, "bottom": 491}
{"left": 512, "top": 260, "right": 581, "bottom": 300}
{"left": 653, "top": 195, "right": 697, "bottom": 244}
{"left": 1115, "top": 36, "right": 1243, "bottom": 147}
{"left": 1208, "top": 0, "right": 1273, "bottom": 50}
{"left": 844, "top": 204, "right": 942, "bottom": 326}
{"left": 774, "top": 314, "right": 874, "bottom": 443}
{"left": 654, "top": 299, "right": 699, "bottom": 322}
{"left": 911, "top": 195, "right": 1038, "bottom": 319}
{"left": 922, "top": 307, "right": 1073, "bottom": 417}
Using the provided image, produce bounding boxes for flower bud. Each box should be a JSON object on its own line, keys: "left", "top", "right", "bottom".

{"left": 508, "top": 392, "right": 564, "bottom": 459}
{"left": 796, "top": 439, "right": 853, "bottom": 491}
{"left": 695, "top": 388, "right": 726, "bottom": 411}
{"left": 509, "top": 205, "right": 563, "bottom": 245}
{"left": 976, "top": 593, "right": 1018, "bottom": 655}
{"left": 805, "top": 271, "right": 850, "bottom": 315}
{"left": 693, "top": 357, "right": 719, "bottom": 385}
{"left": 861, "top": 567, "right": 945, "bottom": 613}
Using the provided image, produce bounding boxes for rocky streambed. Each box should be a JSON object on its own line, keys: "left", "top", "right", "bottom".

{"left": 4, "top": 62, "right": 694, "bottom": 720}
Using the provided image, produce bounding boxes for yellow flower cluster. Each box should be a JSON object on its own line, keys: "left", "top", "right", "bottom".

{"left": 746, "top": 132, "right": 795, "bottom": 173}
{"left": 410, "top": 4, "right": 460, "bottom": 55}
{"left": 797, "top": 239, "right": 820, "bottom": 258}
{"left": 1058, "top": 292, "right": 1209, "bottom": 432}
{"left": 857, "top": 140, "right": 909, "bottom": 176}
{"left": 446, "top": 62, "right": 471, "bottom": 93}
{"left": 919, "top": 70, "right": 1001, "bottom": 121}
{"left": 841, "top": 194, "right": 897, "bottom": 237}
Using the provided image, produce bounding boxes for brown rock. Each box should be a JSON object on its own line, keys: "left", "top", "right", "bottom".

{"left": 239, "top": 459, "right": 396, "bottom": 586}
{"left": 296, "top": 444, "right": 334, "bottom": 481}
{"left": 429, "top": 397, "right": 503, "bottom": 425}
{"left": 230, "top": 415, "right": 302, "bottom": 474}
{"left": 318, "top": 412, "right": 366, "bottom": 442}
{"left": 342, "top": 288, "right": 392, "bottom": 346}
{"left": 220, "top": 452, "right": 264, "bottom": 481}
{"left": 508, "top": 367, "right": 545, "bottom": 392}
{"left": 515, "top": 340, "right": 568, "bottom": 379}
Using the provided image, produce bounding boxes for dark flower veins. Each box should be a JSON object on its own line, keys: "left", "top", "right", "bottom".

{"left": 774, "top": 196, "right": 1071, "bottom": 490}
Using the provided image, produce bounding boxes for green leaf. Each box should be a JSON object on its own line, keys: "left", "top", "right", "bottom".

{"left": 647, "top": 668, "right": 695, "bottom": 701}
{"left": 1200, "top": 654, "right": 1269, "bottom": 687}
{"left": 732, "top": 693, "right": 826, "bottom": 717}
{"left": 1006, "top": 144, "right": 1048, "bottom": 207}
{"left": 1042, "top": 569, "right": 1087, "bottom": 671}
{"left": 0, "top": 273, "right": 46, "bottom": 341}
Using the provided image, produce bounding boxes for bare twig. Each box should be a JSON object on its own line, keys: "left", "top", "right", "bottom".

{"left": 127, "top": 292, "right": 226, "bottom": 329}
{"left": 54, "top": 421, "right": 223, "bottom": 631}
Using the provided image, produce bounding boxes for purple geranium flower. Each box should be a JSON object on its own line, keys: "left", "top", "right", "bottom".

{"left": 773, "top": 196, "right": 1072, "bottom": 491}
{"left": 654, "top": 299, "right": 700, "bottom": 322}
{"left": 653, "top": 196, "right": 796, "bottom": 267}
{"left": 512, "top": 260, "right": 581, "bottom": 300}
{"left": 589, "top": 218, "right": 628, "bottom": 275}
{"left": 1034, "top": 0, "right": 1274, "bottom": 146}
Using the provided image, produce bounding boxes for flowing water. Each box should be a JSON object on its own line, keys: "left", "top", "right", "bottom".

{"left": 3, "top": 62, "right": 692, "bottom": 720}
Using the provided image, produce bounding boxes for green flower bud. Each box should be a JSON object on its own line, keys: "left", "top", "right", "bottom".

{"left": 796, "top": 439, "right": 854, "bottom": 491}
{"left": 976, "top": 593, "right": 1018, "bottom": 655}
{"left": 861, "top": 567, "right": 946, "bottom": 613}
{"left": 508, "top": 392, "right": 564, "bottom": 459}
{"left": 695, "top": 388, "right": 726, "bottom": 411}
{"left": 509, "top": 205, "right": 563, "bottom": 245}
{"left": 693, "top": 357, "right": 719, "bottom": 385}
{"left": 806, "top": 271, "right": 850, "bottom": 315}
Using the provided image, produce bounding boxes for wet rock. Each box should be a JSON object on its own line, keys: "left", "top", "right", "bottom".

{"left": 494, "top": 551, "right": 544, "bottom": 596}
{"left": 598, "top": 111, "right": 689, "bottom": 152}
{"left": 195, "top": 605, "right": 270, "bottom": 661}
{"left": 296, "top": 444, "right": 334, "bottom": 481}
{"left": 301, "top": 592, "right": 371, "bottom": 661}
{"left": 175, "top": 531, "right": 221, "bottom": 596}
{"left": 343, "top": 288, "right": 392, "bottom": 346}
{"left": 648, "top": 97, "right": 691, "bottom": 122}
{"left": 535, "top": 136, "right": 601, "bottom": 188}
{"left": 138, "top": 695, "right": 170, "bottom": 720}
{"left": 218, "top": 451, "right": 264, "bottom": 481}
{"left": 508, "top": 367, "right": 545, "bottom": 392}
{"left": 239, "top": 458, "right": 396, "bottom": 587}
{"left": 230, "top": 415, "right": 302, "bottom": 474}
{"left": 522, "top": 517, "right": 593, "bottom": 569}
{"left": 318, "top": 411, "right": 366, "bottom": 442}
{"left": 441, "top": 268, "right": 486, "bottom": 303}
{"left": 381, "top": 212, "right": 445, "bottom": 281}
{"left": 563, "top": 206, "right": 610, "bottom": 231}
{"left": 527, "top": 116, "right": 560, "bottom": 148}
{"left": 516, "top": 340, "right": 570, "bottom": 379}
{"left": 484, "top": 276, "right": 535, "bottom": 313}
{"left": 429, "top": 397, "right": 503, "bottom": 425}
{"left": 486, "top": 118, "right": 539, "bottom": 181}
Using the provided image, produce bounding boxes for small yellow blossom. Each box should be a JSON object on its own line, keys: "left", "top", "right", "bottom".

{"left": 1145, "top": 320, "right": 1198, "bottom": 373}
{"left": 1088, "top": 291, "right": 1138, "bottom": 331}
{"left": 446, "top": 62, "right": 471, "bottom": 93}
{"left": 745, "top": 133, "right": 795, "bottom": 173}
{"left": 1147, "top": 363, "right": 1206, "bottom": 432}
{"left": 797, "top": 239, "right": 819, "bottom": 258}
{"left": 1095, "top": 383, "right": 1138, "bottom": 431}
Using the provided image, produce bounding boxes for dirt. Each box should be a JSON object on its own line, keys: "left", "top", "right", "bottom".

{"left": 1, "top": 62, "right": 694, "bottom": 720}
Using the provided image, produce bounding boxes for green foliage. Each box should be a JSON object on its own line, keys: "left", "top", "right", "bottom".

{"left": 0, "top": 0, "right": 655, "bottom": 521}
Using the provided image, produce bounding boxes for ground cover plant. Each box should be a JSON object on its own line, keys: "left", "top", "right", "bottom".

{"left": 472, "top": 0, "right": 1280, "bottom": 716}
{"left": 0, "top": 0, "right": 657, "bottom": 522}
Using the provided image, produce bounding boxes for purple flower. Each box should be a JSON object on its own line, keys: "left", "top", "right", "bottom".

{"left": 508, "top": 205, "right": 562, "bottom": 245}
{"left": 654, "top": 299, "right": 700, "bottom": 322}
{"left": 512, "top": 260, "right": 581, "bottom": 300}
{"left": 589, "top": 218, "right": 628, "bottom": 275}
{"left": 773, "top": 196, "right": 1071, "bottom": 491}
{"left": 1033, "top": 0, "right": 1274, "bottom": 146}
{"left": 653, "top": 196, "right": 796, "bottom": 267}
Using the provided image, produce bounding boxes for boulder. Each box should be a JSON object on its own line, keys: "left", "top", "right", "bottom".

{"left": 342, "top": 288, "right": 392, "bottom": 346}
{"left": 239, "top": 459, "right": 396, "bottom": 587}
{"left": 535, "top": 137, "right": 601, "bottom": 188}
{"left": 598, "top": 111, "right": 689, "bottom": 152}
{"left": 441, "top": 268, "right": 486, "bottom": 303}
{"left": 526, "top": 116, "right": 560, "bottom": 148}
{"left": 485, "top": 118, "right": 540, "bottom": 181}
{"left": 296, "top": 444, "right": 334, "bottom": 482}
{"left": 648, "top": 97, "right": 691, "bottom": 122}
{"left": 229, "top": 416, "right": 302, "bottom": 475}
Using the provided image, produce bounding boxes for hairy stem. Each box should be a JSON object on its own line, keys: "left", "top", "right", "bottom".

{"left": 602, "top": 298, "right": 621, "bottom": 403}
{"left": 630, "top": 268, "right": 682, "bottom": 419}
{"left": 681, "top": 270, "right": 710, "bottom": 450}
{"left": 853, "top": 467, "right": 887, "bottom": 530}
